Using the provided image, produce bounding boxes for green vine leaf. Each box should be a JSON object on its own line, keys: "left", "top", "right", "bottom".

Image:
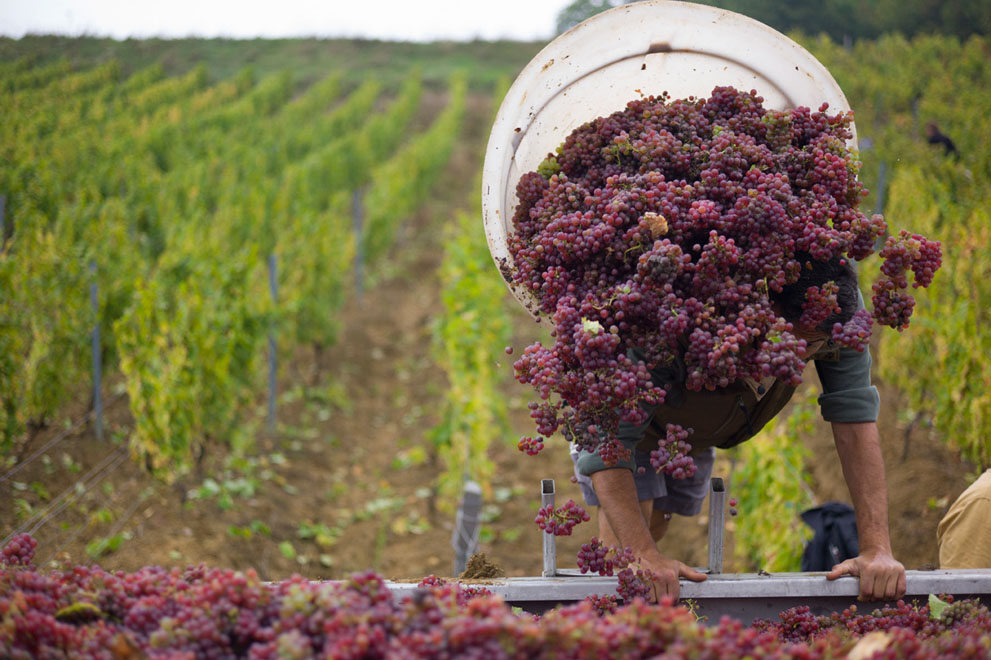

{"left": 582, "top": 318, "right": 603, "bottom": 335}
{"left": 928, "top": 593, "right": 950, "bottom": 620}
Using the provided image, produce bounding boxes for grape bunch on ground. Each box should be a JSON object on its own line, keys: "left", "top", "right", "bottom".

{"left": 508, "top": 87, "right": 941, "bottom": 465}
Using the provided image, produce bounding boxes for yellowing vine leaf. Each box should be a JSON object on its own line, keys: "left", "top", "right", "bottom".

{"left": 847, "top": 630, "right": 893, "bottom": 659}
{"left": 644, "top": 212, "right": 668, "bottom": 238}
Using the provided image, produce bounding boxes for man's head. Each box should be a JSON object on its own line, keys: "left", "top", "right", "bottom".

{"left": 770, "top": 252, "right": 860, "bottom": 336}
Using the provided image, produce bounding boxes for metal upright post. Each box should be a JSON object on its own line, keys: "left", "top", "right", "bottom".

{"left": 452, "top": 480, "right": 482, "bottom": 576}
{"left": 707, "top": 477, "right": 726, "bottom": 574}
{"left": 352, "top": 189, "right": 364, "bottom": 302}
{"left": 874, "top": 161, "right": 889, "bottom": 250}
{"left": 89, "top": 261, "right": 103, "bottom": 441}
{"left": 541, "top": 479, "right": 557, "bottom": 577}
{"left": 912, "top": 96, "right": 920, "bottom": 139}
{"left": 267, "top": 254, "right": 278, "bottom": 433}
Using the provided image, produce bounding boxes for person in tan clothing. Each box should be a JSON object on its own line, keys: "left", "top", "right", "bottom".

{"left": 937, "top": 469, "right": 991, "bottom": 568}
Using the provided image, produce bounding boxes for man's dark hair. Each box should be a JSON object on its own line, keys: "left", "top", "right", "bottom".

{"left": 770, "top": 252, "right": 859, "bottom": 333}
{"left": 925, "top": 121, "right": 959, "bottom": 158}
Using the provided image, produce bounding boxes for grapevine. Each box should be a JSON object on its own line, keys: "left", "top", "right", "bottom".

{"left": 507, "top": 86, "right": 940, "bottom": 462}
{"left": 0, "top": 59, "right": 464, "bottom": 478}
{"left": 430, "top": 79, "right": 512, "bottom": 510}
{"left": 732, "top": 392, "right": 817, "bottom": 571}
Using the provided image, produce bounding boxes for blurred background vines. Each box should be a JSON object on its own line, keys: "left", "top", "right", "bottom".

{"left": 0, "top": 18, "right": 988, "bottom": 575}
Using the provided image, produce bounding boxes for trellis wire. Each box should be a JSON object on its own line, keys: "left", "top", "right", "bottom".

{"left": 38, "top": 472, "right": 159, "bottom": 567}
{"left": 0, "top": 391, "right": 125, "bottom": 488}
{"left": 1, "top": 447, "right": 128, "bottom": 547}
{"left": 25, "top": 448, "right": 128, "bottom": 536}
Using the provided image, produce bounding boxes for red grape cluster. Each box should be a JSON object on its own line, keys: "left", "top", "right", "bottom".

{"left": 2, "top": 535, "right": 989, "bottom": 658}
{"left": 516, "top": 436, "right": 545, "bottom": 456}
{"left": 754, "top": 596, "right": 991, "bottom": 647}
{"left": 1, "top": 533, "right": 37, "bottom": 567}
{"left": 831, "top": 307, "right": 873, "bottom": 349}
{"left": 800, "top": 282, "right": 840, "bottom": 331}
{"left": 872, "top": 230, "right": 943, "bottom": 330}
{"left": 507, "top": 87, "right": 940, "bottom": 464}
{"left": 576, "top": 538, "right": 610, "bottom": 574}
{"left": 416, "top": 575, "right": 493, "bottom": 602}
{"left": 616, "top": 566, "right": 657, "bottom": 602}
{"left": 576, "top": 537, "right": 636, "bottom": 576}
{"left": 534, "top": 499, "right": 590, "bottom": 536}
{"left": 583, "top": 593, "right": 620, "bottom": 616}
{"left": 649, "top": 423, "right": 696, "bottom": 479}
{"left": 576, "top": 538, "right": 659, "bottom": 602}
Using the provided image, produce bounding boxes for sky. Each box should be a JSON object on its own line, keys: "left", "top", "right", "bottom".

{"left": 0, "top": 0, "right": 573, "bottom": 42}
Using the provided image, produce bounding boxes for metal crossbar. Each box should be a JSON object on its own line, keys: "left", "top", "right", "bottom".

{"left": 382, "top": 569, "right": 991, "bottom": 622}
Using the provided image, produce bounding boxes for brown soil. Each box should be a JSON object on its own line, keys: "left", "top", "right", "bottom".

{"left": 0, "top": 90, "right": 978, "bottom": 584}
{"left": 460, "top": 553, "right": 505, "bottom": 580}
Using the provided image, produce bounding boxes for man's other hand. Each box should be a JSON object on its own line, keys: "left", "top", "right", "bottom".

{"left": 638, "top": 553, "right": 707, "bottom": 602}
{"left": 825, "top": 549, "right": 907, "bottom": 601}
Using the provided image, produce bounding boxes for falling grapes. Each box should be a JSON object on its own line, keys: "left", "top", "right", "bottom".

{"left": 534, "top": 499, "right": 591, "bottom": 535}
{"left": 517, "top": 436, "right": 545, "bottom": 455}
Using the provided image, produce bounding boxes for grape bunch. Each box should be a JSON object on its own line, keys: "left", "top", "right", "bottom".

{"left": 831, "top": 307, "right": 873, "bottom": 348}
{"left": 534, "top": 499, "right": 591, "bottom": 536}
{"left": 582, "top": 593, "right": 620, "bottom": 616}
{"left": 416, "top": 575, "right": 493, "bottom": 603}
{"left": 800, "top": 282, "right": 840, "bottom": 331}
{"left": 507, "top": 86, "right": 940, "bottom": 464}
{"left": 754, "top": 596, "right": 991, "bottom": 646}
{"left": 649, "top": 423, "right": 696, "bottom": 479}
{"left": 872, "top": 230, "right": 943, "bottom": 330}
{"left": 577, "top": 538, "right": 658, "bottom": 603}
{"left": 616, "top": 565, "right": 657, "bottom": 602}
{"left": 517, "top": 436, "right": 545, "bottom": 456}
{"left": 1, "top": 533, "right": 38, "bottom": 567}
{"left": 577, "top": 537, "right": 636, "bottom": 576}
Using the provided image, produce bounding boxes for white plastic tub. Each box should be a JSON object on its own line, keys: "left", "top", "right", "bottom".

{"left": 481, "top": 0, "right": 856, "bottom": 315}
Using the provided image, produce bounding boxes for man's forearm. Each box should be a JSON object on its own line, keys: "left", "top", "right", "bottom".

{"left": 832, "top": 421, "right": 893, "bottom": 553}
{"left": 828, "top": 420, "right": 906, "bottom": 600}
{"left": 590, "top": 468, "right": 658, "bottom": 556}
